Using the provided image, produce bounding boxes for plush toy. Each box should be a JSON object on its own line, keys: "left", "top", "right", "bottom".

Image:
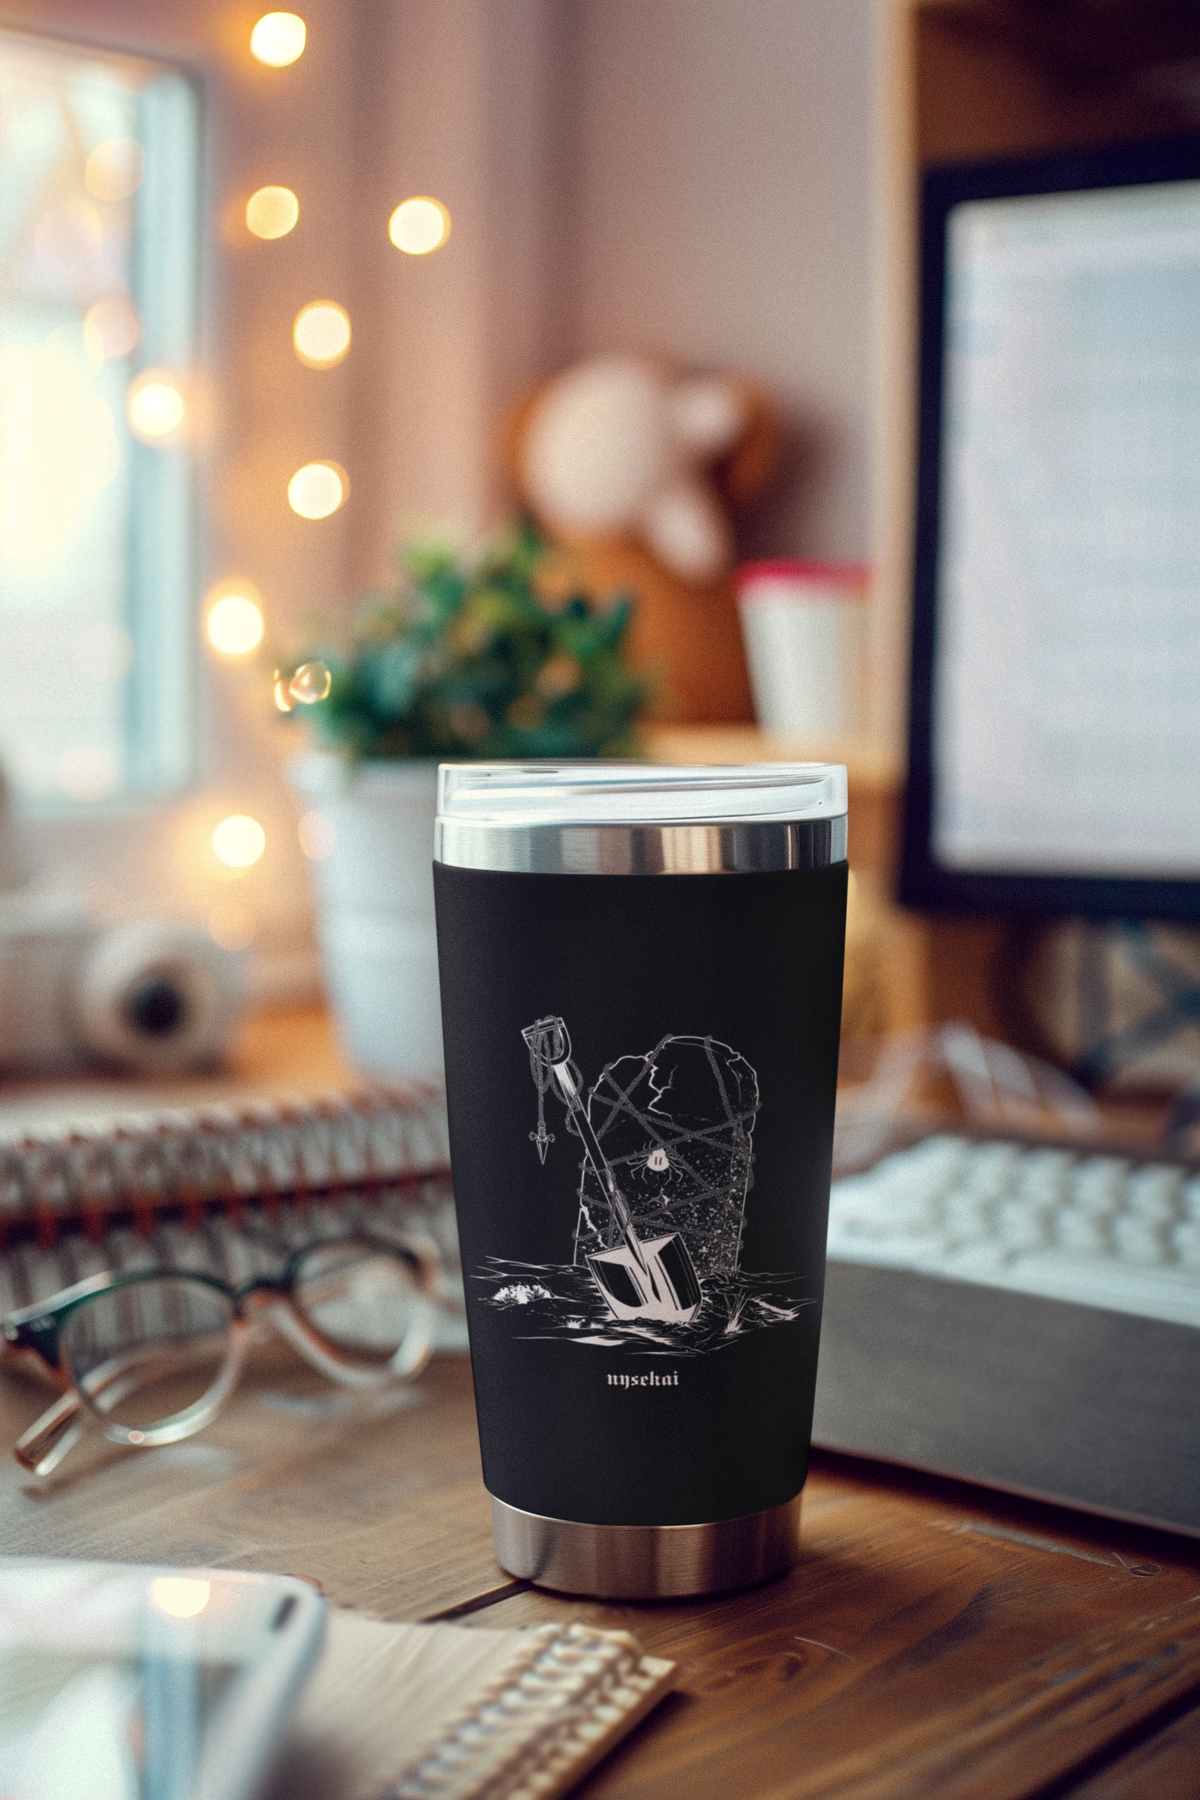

{"left": 507, "top": 354, "right": 781, "bottom": 722}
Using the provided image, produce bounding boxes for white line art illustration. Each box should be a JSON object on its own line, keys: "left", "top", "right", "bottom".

{"left": 523, "top": 1015, "right": 702, "bottom": 1324}
{"left": 525, "top": 1023, "right": 557, "bottom": 1164}
{"left": 477, "top": 1015, "right": 814, "bottom": 1356}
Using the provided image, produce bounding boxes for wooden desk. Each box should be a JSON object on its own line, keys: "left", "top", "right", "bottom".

{"left": 2, "top": 1003, "right": 1197, "bottom": 1796}
{"left": 4, "top": 1349, "right": 1200, "bottom": 1800}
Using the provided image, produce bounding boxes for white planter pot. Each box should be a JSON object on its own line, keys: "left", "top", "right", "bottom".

{"left": 288, "top": 754, "right": 444, "bottom": 1080}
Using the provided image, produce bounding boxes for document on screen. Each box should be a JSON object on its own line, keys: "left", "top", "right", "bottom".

{"left": 933, "top": 180, "right": 1200, "bottom": 878}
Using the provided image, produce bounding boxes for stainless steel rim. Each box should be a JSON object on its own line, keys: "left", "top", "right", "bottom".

{"left": 491, "top": 1493, "right": 803, "bottom": 1598}
{"left": 435, "top": 816, "right": 846, "bottom": 875}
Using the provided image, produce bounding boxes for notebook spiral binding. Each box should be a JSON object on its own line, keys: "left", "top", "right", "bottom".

{"left": 388, "top": 1623, "right": 674, "bottom": 1800}
{"left": 0, "top": 1084, "right": 461, "bottom": 1330}
{"left": 0, "top": 1083, "right": 449, "bottom": 1237}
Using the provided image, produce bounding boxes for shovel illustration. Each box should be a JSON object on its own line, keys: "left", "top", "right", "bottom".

{"left": 522, "top": 1016, "right": 702, "bottom": 1325}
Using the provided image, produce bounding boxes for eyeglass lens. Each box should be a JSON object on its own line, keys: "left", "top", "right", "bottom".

{"left": 62, "top": 1276, "right": 236, "bottom": 1434}
{"left": 58, "top": 1243, "right": 431, "bottom": 1435}
{"left": 291, "top": 1241, "right": 431, "bottom": 1366}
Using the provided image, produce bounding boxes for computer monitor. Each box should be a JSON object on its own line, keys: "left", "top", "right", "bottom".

{"left": 901, "top": 137, "right": 1200, "bottom": 922}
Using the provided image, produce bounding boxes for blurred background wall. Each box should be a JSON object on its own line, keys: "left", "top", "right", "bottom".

{"left": 568, "top": 0, "right": 874, "bottom": 566}
{"left": 0, "top": 0, "right": 881, "bottom": 999}
{"left": 344, "top": 0, "right": 876, "bottom": 578}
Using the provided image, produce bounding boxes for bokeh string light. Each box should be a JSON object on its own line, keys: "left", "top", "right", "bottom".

{"left": 293, "top": 301, "right": 351, "bottom": 368}
{"left": 212, "top": 814, "right": 266, "bottom": 869}
{"left": 126, "top": 369, "right": 185, "bottom": 442}
{"left": 287, "top": 461, "right": 346, "bottom": 519}
{"left": 388, "top": 196, "right": 451, "bottom": 255}
{"left": 205, "top": 584, "right": 265, "bottom": 656}
{"left": 250, "top": 12, "right": 307, "bottom": 67}
{"left": 246, "top": 185, "right": 299, "bottom": 240}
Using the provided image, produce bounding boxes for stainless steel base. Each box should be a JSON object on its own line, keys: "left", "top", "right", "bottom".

{"left": 491, "top": 1494, "right": 804, "bottom": 1599}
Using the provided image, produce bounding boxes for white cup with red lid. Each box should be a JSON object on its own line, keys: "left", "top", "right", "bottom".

{"left": 734, "top": 560, "right": 869, "bottom": 738}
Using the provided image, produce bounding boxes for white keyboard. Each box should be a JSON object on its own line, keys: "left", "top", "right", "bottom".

{"left": 827, "top": 1135, "right": 1200, "bottom": 1329}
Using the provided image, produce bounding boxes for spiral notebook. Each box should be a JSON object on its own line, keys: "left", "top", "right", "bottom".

{"left": 267, "top": 1610, "right": 676, "bottom": 1800}
{"left": 0, "top": 1083, "right": 462, "bottom": 1328}
{"left": 0, "top": 1095, "right": 677, "bottom": 1798}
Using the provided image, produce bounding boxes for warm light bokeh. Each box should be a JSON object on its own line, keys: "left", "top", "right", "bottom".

{"left": 287, "top": 461, "right": 347, "bottom": 519}
{"left": 150, "top": 1577, "right": 212, "bottom": 1619}
{"left": 288, "top": 660, "right": 331, "bottom": 702}
{"left": 293, "top": 301, "right": 351, "bottom": 368}
{"left": 212, "top": 814, "right": 266, "bottom": 868}
{"left": 85, "top": 138, "right": 144, "bottom": 202}
{"left": 246, "top": 185, "right": 299, "bottom": 240}
{"left": 126, "top": 369, "right": 185, "bottom": 442}
{"left": 208, "top": 899, "right": 257, "bottom": 951}
{"left": 275, "top": 659, "right": 331, "bottom": 708}
{"left": 206, "top": 585, "right": 265, "bottom": 656}
{"left": 250, "top": 12, "right": 307, "bottom": 67}
{"left": 388, "top": 196, "right": 451, "bottom": 255}
{"left": 83, "top": 296, "right": 141, "bottom": 362}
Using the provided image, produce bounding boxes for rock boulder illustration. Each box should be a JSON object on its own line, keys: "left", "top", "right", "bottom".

{"left": 573, "top": 1035, "right": 760, "bottom": 1278}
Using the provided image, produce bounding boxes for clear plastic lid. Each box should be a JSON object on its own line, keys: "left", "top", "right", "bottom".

{"left": 436, "top": 762, "right": 847, "bottom": 827}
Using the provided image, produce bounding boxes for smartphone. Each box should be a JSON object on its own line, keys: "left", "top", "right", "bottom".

{"left": 0, "top": 1557, "right": 326, "bottom": 1800}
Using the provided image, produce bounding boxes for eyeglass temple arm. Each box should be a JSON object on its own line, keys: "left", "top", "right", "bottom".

{"left": 12, "top": 1323, "right": 254, "bottom": 1476}
{"left": 2, "top": 1335, "right": 84, "bottom": 1476}
{"left": 15, "top": 1388, "right": 86, "bottom": 1477}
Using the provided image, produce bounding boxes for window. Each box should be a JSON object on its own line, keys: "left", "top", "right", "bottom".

{"left": 0, "top": 27, "right": 198, "bottom": 808}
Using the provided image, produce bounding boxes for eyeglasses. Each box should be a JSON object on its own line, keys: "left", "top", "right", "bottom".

{"left": 1, "top": 1234, "right": 442, "bottom": 1476}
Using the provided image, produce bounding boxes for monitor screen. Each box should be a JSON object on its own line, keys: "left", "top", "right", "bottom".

{"left": 902, "top": 139, "right": 1200, "bottom": 919}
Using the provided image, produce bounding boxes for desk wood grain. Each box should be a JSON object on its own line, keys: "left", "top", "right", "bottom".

{"left": 0, "top": 1353, "right": 498, "bottom": 1621}
{"left": 460, "top": 1457, "right": 1200, "bottom": 1800}
{"left": 1064, "top": 1701, "right": 1200, "bottom": 1800}
{"left": 4, "top": 1349, "right": 1200, "bottom": 1800}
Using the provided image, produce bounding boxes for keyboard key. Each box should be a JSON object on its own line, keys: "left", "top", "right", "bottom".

{"left": 828, "top": 1135, "right": 1200, "bottom": 1328}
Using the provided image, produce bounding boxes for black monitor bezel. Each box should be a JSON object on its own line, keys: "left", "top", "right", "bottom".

{"left": 901, "top": 135, "right": 1200, "bottom": 922}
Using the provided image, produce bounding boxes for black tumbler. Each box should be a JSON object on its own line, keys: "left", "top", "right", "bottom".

{"left": 433, "top": 763, "right": 847, "bottom": 1598}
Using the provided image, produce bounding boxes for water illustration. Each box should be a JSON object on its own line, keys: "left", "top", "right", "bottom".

{"left": 478, "top": 1255, "right": 812, "bottom": 1357}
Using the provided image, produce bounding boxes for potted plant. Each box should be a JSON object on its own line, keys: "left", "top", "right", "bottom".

{"left": 281, "top": 522, "right": 645, "bottom": 1078}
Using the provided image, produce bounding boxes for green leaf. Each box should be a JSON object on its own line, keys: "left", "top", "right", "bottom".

{"left": 278, "top": 521, "right": 650, "bottom": 762}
